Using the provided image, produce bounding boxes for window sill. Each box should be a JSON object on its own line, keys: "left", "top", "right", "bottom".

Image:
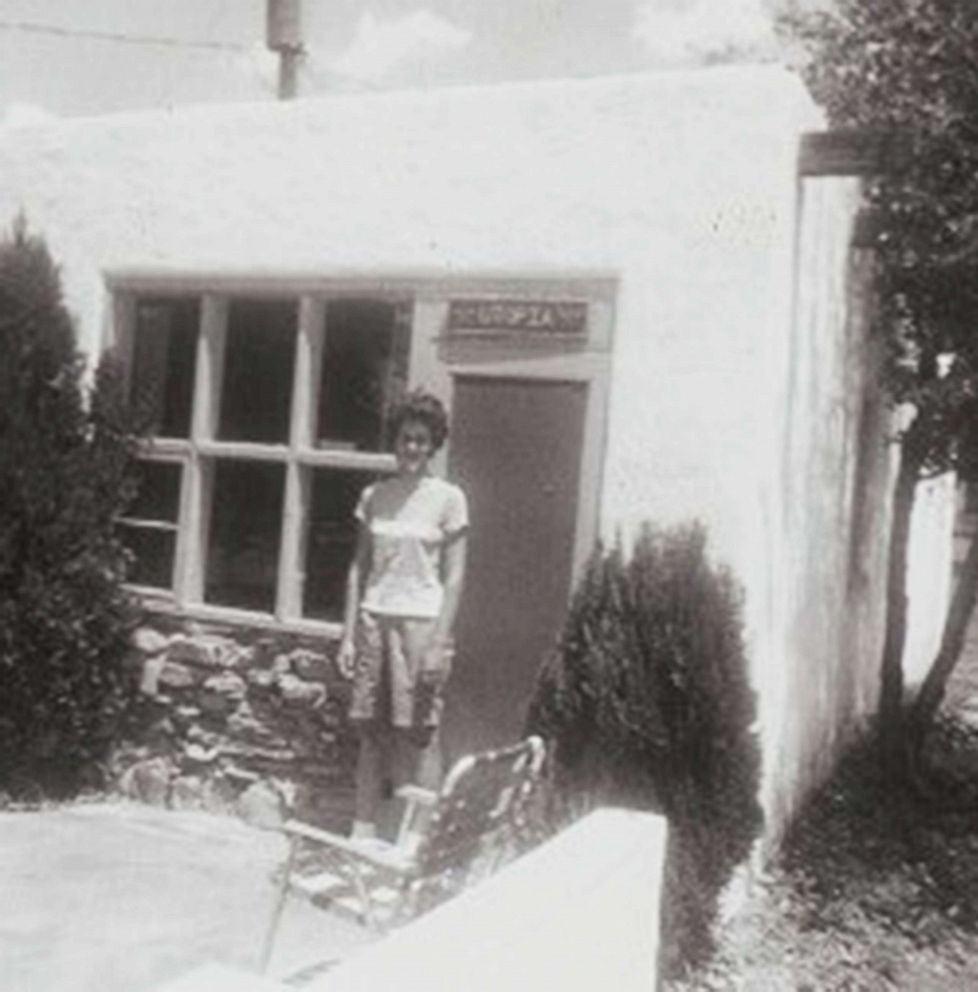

{"left": 130, "top": 587, "right": 343, "bottom": 640}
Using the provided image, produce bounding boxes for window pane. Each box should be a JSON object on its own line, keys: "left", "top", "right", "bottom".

{"left": 119, "top": 524, "right": 176, "bottom": 589}
{"left": 317, "top": 299, "right": 411, "bottom": 452}
{"left": 218, "top": 299, "right": 296, "bottom": 443}
{"left": 127, "top": 460, "right": 181, "bottom": 522}
{"left": 205, "top": 460, "right": 284, "bottom": 612}
{"left": 131, "top": 297, "right": 199, "bottom": 438}
{"left": 303, "top": 468, "right": 377, "bottom": 621}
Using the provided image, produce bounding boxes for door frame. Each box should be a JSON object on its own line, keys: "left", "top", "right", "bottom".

{"left": 406, "top": 276, "right": 616, "bottom": 592}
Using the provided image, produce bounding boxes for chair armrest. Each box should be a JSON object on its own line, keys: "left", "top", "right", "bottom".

{"left": 283, "top": 819, "right": 362, "bottom": 853}
{"left": 281, "top": 820, "right": 414, "bottom": 873}
{"left": 395, "top": 785, "right": 438, "bottom": 807}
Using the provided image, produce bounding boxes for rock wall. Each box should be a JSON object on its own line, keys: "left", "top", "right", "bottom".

{"left": 115, "top": 614, "right": 354, "bottom": 831}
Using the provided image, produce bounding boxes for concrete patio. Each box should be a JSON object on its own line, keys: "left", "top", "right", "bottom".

{"left": 0, "top": 802, "right": 375, "bottom": 992}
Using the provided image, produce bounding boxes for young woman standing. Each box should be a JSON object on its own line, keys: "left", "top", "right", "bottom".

{"left": 337, "top": 390, "right": 468, "bottom": 840}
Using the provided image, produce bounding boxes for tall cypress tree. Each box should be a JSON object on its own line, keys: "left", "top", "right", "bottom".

{"left": 0, "top": 218, "right": 141, "bottom": 797}
{"left": 527, "top": 523, "right": 762, "bottom": 977}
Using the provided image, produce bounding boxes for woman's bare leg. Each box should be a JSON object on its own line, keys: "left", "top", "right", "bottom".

{"left": 352, "top": 726, "right": 387, "bottom": 837}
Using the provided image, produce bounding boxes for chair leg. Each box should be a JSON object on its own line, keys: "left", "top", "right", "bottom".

{"left": 259, "top": 837, "right": 298, "bottom": 974}
{"left": 349, "top": 861, "right": 382, "bottom": 933}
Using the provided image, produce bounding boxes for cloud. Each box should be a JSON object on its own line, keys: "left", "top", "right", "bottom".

{"left": 632, "top": 0, "right": 774, "bottom": 63}
{"left": 332, "top": 10, "right": 472, "bottom": 84}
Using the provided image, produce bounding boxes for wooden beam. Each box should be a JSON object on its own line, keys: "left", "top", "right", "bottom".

{"left": 799, "top": 129, "right": 905, "bottom": 177}
{"left": 276, "top": 296, "right": 322, "bottom": 622}
{"left": 180, "top": 295, "right": 226, "bottom": 605}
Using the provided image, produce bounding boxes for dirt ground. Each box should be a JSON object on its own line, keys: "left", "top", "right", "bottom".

{"left": 0, "top": 802, "right": 375, "bottom": 992}
{"left": 668, "top": 714, "right": 978, "bottom": 991}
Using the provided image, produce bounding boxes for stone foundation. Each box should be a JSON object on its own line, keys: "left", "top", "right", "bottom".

{"left": 114, "top": 613, "right": 355, "bottom": 831}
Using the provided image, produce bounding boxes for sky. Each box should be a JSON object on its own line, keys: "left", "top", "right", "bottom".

{"left": 0, "top": 0, "right": 801, "bottom": 122}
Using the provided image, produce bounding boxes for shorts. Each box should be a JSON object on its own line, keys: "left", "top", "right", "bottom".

{"left": 348, "top": 609, "right": 453, "bottom": 734}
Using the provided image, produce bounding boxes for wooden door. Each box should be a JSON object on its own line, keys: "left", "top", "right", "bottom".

{"left": 443, "top": 375, "right": 588, "bottom": 762}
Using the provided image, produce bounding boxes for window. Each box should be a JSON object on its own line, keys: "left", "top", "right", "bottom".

{"left": 117, "top": 459, "right": 182, "bottom": 589}
{"left": 117, "top": 289, "right": 412, "bottom": 626}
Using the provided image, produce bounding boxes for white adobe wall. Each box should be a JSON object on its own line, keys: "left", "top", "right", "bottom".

{"left": 760, "top": 177, "right": 954, "bottom": 838}
{"left": 761, "top": 180, "right": 885, "bottom": 837}
{"left": 0, "top": 66, "right": 948, "bottom": 840}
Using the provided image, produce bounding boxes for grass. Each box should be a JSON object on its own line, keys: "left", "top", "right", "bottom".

{"left": 667, "top": 715, "right": 978, "bottom": 991}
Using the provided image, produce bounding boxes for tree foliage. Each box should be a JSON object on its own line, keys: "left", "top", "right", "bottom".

{"left": 782, "top": 0, "right": 978, "bottom": 749}
{"left": 526, "top": 523, "right": 762, "bottom": 978}
{"left": 787, "top": 0, "right": 978, "bottom": 464}
{"left": 0, "top": 218, "right": 143, "bottom": 797}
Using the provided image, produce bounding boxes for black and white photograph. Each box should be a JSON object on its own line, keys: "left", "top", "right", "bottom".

{"left": 2, "top": 1, "right": 977, "bottom": 989}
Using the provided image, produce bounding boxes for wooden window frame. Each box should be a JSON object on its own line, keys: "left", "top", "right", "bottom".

{"left": 113, "top": 286, "right": 404, "bottom": 634}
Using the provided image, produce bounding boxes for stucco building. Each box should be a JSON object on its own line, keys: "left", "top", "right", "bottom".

{"left": 0, "top": 64, "right": 951, "bottom": 840}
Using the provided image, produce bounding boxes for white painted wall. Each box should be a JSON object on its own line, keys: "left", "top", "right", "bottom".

{"left": 758, "top": 178, "right": 954, "bottom": 837}
{"left": 905, "top": 474, "right": 956, "bottom": 688}
{"left": 0, "top": 66, "right": 948, "bottom": 839}
{"left": 761, "top": 180, "right": 886, "bottom": 835}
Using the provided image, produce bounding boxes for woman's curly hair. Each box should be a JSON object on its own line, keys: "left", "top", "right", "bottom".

{"left": 388, "top": 389, "right": 450, "bottom": 451}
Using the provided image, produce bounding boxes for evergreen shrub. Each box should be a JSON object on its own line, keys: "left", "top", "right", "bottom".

{"left": 0, "top": 219, "right": 143, "bottom": 798}
{"left": 526, "top": 522, "right": 763, "bottom": 978}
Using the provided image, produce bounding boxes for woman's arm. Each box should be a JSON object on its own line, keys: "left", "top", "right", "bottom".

{"left": 424, "top": 532, "right": 468, "bottom": 672}
{"left": 337, "top": 522, "right": 371, "bottom": 677}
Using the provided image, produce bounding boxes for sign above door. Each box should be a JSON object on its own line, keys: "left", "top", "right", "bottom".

{"left": 447, "top": 299, "right": 588, "bottom": 340}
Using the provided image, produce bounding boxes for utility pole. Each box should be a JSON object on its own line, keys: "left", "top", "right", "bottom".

{"left": 266, "top": 0, "right": 304, "bottom": 100}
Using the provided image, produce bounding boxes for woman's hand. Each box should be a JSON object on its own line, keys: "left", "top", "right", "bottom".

{"left": 421, "top": 638, "right": 451, "bottom": 678}
{"left": 337, "top": 635, "right": 356, "bottom": 679}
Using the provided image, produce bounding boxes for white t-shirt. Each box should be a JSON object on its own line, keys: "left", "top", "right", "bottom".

{"left": 356, "top": 475, "right": 469, "bottom": 618}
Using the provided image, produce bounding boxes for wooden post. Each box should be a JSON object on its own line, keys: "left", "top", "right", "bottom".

{"left": 278, "top": 47, "right": 301, "bottom": 100}
{"left": 267, "top": 0, "right": 304, "bottom": 101}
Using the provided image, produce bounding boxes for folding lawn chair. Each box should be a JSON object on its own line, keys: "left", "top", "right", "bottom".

{"left": 260, "top": 735, "right": 545, "bottom": 971}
